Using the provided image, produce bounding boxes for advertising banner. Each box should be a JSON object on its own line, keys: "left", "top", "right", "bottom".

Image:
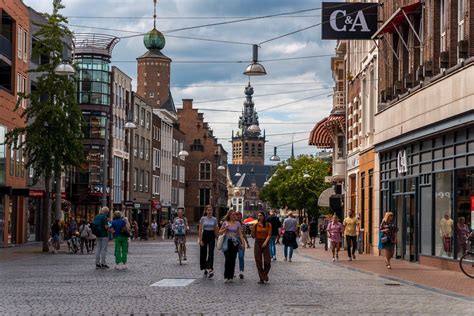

{"left": 321, "top": 2, "right": 378, "bottom": 40}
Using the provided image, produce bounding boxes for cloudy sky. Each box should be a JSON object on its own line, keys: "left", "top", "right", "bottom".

{"left": 25, "top": 0, "right": 336, "bottom": 163}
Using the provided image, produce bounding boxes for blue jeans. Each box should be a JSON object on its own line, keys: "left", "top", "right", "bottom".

{"left": 269, "top": 235, "right": 277, "bottom": 258}
{"left": 238, "top": 247, "right": 245, "bottom": 272}
{"left": 284, "top": 245, "right": 294, "bottom": 259}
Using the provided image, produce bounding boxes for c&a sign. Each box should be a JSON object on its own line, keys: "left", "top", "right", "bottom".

{"left": 321, "top": 2, "right": 378, "bottom": 40}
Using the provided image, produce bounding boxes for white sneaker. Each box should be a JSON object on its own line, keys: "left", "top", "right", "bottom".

{"left": 115, "top": 265, "right": 121, "bottom": 270}
{"left": 224, "top": 279, "right": 230, "bottom": 284}
{"left": 122, "top": 264, "right": 128, "bottom": 270}
{"left": 332, "top": 258, "right": 335, "bottom": 262}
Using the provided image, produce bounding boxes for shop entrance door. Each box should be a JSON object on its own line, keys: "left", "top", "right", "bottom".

{"left": 404, "top": 194, "right": 417, "bottom": 261}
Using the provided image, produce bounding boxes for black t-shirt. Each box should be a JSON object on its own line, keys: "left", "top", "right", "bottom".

{"left": 267, "top": 216, "right": 281, "bottom": 236}
{"left": 51, "top": 223, "right": 61, "bottom": 236}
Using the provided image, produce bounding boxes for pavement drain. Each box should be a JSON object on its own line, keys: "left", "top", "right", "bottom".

{"left": 384, "top": 282, "right": 402, "bottom": 286}
{"left": 150, "top": 278, "right": 196, "bottom": 287}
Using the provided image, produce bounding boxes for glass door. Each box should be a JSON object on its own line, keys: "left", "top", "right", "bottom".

{"left": 394, "top": 194, "right": 403, "bottom": 259}
{"left": 405, "top": 194, "right": 416, "bottom": 261}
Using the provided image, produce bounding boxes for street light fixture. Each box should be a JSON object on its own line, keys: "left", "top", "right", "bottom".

{"left": 303, "top": 172, "right": 310, "bottom": 178}
{"left": 243, "top": 44, "right": 267, "bottom": 76}
{"left": 54, "top": 62, "right": 76, "bottom": 76}
{"left": 285, "top": 165, "right": 293, "bottom": 171}
{"left": 217, "top": 165, "right": 225, "bottom": 171}
{"left": 235, "top": 166, "right": 241, "bottom": 177}
{"left": 269, "top": 146, "right": 281, "bottom": 161}
{"left": 178, "top": 150, "right": 189, "bottom": 158}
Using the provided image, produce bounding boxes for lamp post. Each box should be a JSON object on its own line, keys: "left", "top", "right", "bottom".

{"left": 124, "top": 114, "right": 137, "bottom": 216}
{"left": 177, "top": 150, "right": 189, "bottom": 215}
{"left": 53, "top": 60, "right": 76, "bottom": 220}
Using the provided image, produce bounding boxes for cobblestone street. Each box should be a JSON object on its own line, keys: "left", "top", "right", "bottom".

{"left": 1, "top": 240, "right": 473, "bottom": 315}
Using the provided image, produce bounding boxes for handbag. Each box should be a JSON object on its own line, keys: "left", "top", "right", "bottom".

{"left": 217, "top": 234, "right": 225, "bottom": 250}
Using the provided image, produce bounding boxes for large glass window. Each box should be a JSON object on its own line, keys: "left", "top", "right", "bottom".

{"left": 420, "top": 184, "right": 433, "bottom": 255}
{"left": 455, "top": 169, "right": 473, "bottom": 257}
{"left": 435, "top": 172, "right": 454, "bottom": 258}
{"left": 76, "top": 56, "right": 110, "bottom": 106}
{"left": 82, "top": 112, "right": 107, "bottom": 139}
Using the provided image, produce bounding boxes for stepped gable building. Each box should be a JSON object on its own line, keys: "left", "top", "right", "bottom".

{"left": 231, "top": 83, "right": 266, "bottom": 165}
{"left": 177, "top": 100, "right": 228, "bottom": 223}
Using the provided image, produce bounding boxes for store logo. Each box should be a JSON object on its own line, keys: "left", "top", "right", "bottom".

{"left": 397, "top": 150, "right": 408, "bottom": 174}
{"left": 321, "top": 2, "right": 378, "bottom": 40}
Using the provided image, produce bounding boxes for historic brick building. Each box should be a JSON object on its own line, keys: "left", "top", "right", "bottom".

{"left": 177, "top": 100, "right": 228, "bottom": 224}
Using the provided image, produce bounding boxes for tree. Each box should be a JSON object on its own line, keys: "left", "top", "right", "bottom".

{"left": 5, "top": 0, "right": 84, "bottom": 252}
{"left": 260, "top": 155, "right": 331, "bottom": 220}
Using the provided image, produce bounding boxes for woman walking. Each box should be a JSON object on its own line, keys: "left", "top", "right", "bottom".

{"left": 379, "top": 212, "right": 398, "bottom": 269}
{"left": 282, "top": 211, "right": 298, "bottom": 262}
{"left": 111, "top": 211, "right": 130, "bottom": 269}
{"left": 343, "top": 209, "right": 360, "bottom": 260}
{"left": 327, "top": 215, "right": 343, "bottom": 262}
{"left": 219, "top": 210, "right": 244, "bottom": 283}
{"left": 253, "top": 211, "right": 272, "bottom": 284}
{"left": 309, "top": 217, "right": 318, "bottom": 248}
{"left": 198, "top": 205, "right": 218, "bottom": 278}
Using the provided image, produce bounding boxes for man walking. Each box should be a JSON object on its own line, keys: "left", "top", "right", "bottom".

{"left": 92, "top": 206, "right": 110, "bottom": 269}
{"left": 343, "top": 209, "right": 360, "bottom": 261}
{"left": 267, "top": 210, "right": 281, "bottom": 261}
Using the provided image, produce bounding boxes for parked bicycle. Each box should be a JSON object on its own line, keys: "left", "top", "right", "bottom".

{"left": 459, "top": 233, "right": 474, "bottom": 278}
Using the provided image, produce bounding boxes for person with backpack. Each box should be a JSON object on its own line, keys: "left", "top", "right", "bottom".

{"left": 253, "top": 211, "right": 272, "bottom": 284}
{"left": 110, "top": 211, "right": 130, "bottom": 270}
{"left": 91, "top": 206, "right": 110, "bottom": 269}
{"left": 79, "top": 220, "right": 91, "bottom": 254}
{"left": 299, "top": 218, "right": 310, "bottom": 248}
{"left": 267, "top": 210, "right": 281, "bottom": 261}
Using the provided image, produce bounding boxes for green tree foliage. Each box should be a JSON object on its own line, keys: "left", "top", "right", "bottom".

{"left": 260, "top": 155, "right": 331, "bottom": 219}
{"left": 5, "top": 0, "right": 84, "bottom": 251}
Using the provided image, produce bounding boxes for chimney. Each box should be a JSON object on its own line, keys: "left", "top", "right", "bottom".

{"left": 183, "top": 99, "right": 193, "bottom": 110}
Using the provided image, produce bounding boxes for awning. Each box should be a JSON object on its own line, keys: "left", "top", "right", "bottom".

{"left": 309, "top": 115, "right": 345, "bottom": 148}
{"left": 371, "top": 2, "right": 422, "bottom": 39}
{"left": 318, "top": 187, "right": 335, "bottom": 207}
{"left": 325, "top": 114, "right": 345, "bottom": 133}
{"left": 309, "top": 117, "right": 332, "bottom": 148}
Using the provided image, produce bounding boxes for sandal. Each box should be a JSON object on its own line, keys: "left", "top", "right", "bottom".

{"left": 387, "top": 265, "right": 391, "bottom": 269}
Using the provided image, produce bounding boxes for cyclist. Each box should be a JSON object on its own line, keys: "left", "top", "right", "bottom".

{"left": 172, "top": 209, "right": 189, "bottom": 260}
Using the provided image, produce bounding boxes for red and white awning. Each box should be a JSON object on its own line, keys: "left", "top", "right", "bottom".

{"left": 308, "top": 115, "right": 345, "bottom": 148}
{"left": 371, "top": 2, "right": 422, "bottom": 39}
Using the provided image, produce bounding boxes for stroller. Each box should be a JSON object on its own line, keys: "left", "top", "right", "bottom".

{"left": 67, "top": 233, "right": 81, "bottom": 254}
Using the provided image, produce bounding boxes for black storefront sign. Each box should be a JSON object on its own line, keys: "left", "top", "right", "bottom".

{"left": 321, "top": 2, "right": 378, "bottom": 40}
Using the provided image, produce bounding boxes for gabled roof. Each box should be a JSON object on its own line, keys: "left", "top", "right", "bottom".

{"left": 137, "top": 49, "right": 171, "bottom": 61}
{"left": 228, "top": 164, "right": 273, "bottom": 188}
{"left": 161, "top": 91, "right": 176, "bottom": 113}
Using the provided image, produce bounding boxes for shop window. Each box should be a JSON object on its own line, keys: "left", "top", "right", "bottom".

{"left": 435, "top": 172, "right": 454, "bottom": 259}
{"left": 420, "top": 183, "right": 433, "bottom": 256}
{"left": 455, "top": 169, "right": 473, "bottom": 258}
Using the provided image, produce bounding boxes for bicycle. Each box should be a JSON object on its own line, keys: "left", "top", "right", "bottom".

{"left": 175, "top": 235, "right": 186, "bottom": 265}
{"left": 459, "top": 234, "right": 474, "bottom": 278}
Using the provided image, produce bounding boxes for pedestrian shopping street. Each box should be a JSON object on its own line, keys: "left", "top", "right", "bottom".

{"left": 1, "top": 239, "right": 473, "bottom": 315}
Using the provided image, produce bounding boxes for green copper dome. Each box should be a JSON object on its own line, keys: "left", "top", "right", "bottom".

{"left": 144, "top": 28, "right": 165, "bottom": 51}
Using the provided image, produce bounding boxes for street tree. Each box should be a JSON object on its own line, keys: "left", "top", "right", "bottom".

{"left": 5, "top": 0, "right": 84, "bottom": 252}
{"left": 260, "top": 155, "right": 331, "bottom": 220}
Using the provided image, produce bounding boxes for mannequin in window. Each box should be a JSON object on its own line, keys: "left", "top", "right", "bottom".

{"left": 439, "top": 212, "right": 453, "bottom": 257}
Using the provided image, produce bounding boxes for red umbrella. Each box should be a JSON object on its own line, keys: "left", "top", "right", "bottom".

{"left": 243, "top": 217, "right": 255, "bottom": 224}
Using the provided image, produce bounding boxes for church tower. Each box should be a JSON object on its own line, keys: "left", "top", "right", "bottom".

{"left": 231, "top": 83, "right": 266, "bottom": 165}
{"left": 136, "top": 0, "right": 175, "bottom": 112}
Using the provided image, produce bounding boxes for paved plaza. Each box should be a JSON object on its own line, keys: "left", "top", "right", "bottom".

{"left": 1, "top": 240, "right": 473, "bottom": 315}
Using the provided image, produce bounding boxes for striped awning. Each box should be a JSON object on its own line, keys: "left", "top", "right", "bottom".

{"left": 308, "top": 115, "right": 345, "bottom": 148}
{"left": 309, "top": 117, "right": 332, "bottom": 148}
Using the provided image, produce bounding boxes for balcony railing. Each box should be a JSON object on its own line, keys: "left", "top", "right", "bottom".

{"left": 0, "top": 34, "right": 12, "bottom": 61}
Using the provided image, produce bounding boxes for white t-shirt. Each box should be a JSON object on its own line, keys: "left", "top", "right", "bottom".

{"left": 151, "top": 222, "right": 158, "bottom": 232}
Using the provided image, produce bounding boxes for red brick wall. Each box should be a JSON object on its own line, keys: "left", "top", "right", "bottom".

{"left": 136, "top": 55, "right": 171, "bottom": 109}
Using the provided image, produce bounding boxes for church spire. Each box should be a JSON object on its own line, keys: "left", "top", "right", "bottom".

{"left": 238, "top": 82, "right": 261, "bottom": 138}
